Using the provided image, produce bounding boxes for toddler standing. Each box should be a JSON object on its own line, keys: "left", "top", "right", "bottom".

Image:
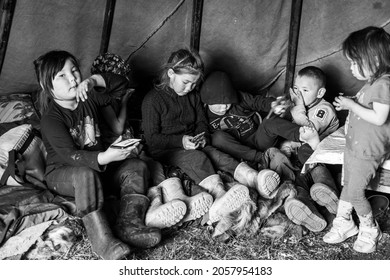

{"left": 324, "top": 26, "right": 390, "bottom": 253}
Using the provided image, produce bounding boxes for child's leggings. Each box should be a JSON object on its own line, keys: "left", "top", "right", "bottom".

{"left": 340, "top": 149, "right": 381, "bottom": 216}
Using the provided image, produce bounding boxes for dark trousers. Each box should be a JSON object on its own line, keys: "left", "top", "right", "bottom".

{"left": 212, "top": 115, "right": 301, "bottom": 161}
{"left": 45, "top": 158, "right": 149, "bottom": 217}
{"left": 154, "top": 145, "right": 240, "bottom": 184}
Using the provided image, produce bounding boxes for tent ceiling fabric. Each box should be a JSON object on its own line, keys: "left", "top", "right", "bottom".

{"left": 0, "top": 0, "right": 390, "bottom": 98}
{"left": 0, "top": 0, "right": 106, "bottom": 94}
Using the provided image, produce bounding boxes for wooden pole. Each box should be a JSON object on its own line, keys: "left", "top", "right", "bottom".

{"left": 0, "top": 0, "right": 16, "bottom": 76}
{"left": 99, "top": 0, "right": 116, "bottom": 55}
{"left": 284, "top": 0, "right": 303, "bottom": 94}
{"left": 190, "top": 0, "right": 203, "bottom": 51}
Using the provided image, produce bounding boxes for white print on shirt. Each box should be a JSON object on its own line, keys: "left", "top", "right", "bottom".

{"left": 314, "top": 108, "right": 327, "bottom": 122}
{"left": 69, "top": 115, "right": 101, "bottom": 149}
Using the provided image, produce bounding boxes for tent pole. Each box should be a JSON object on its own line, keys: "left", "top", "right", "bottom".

{"left": 284, "top": 0, "right": 303, "bottom": 94}
{"left": 190, "top": 0, "right": 203, "bottom": 51}
{"left": 0, "top": 0, "right": 16, "bottom": 76}
{"left": 99, "top": 0, "right": 116, "bottom": 55}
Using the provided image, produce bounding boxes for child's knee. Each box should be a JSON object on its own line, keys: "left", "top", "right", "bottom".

{"left": 211, "top": 130, "right": 229, "bottom": 146}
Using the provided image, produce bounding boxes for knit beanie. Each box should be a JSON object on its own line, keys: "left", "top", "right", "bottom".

{"left": 200, "top": 71, "right": 239, "bottom": 105}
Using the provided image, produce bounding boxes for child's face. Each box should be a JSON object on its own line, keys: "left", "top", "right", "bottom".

{"left": 347, "top": 57, "right": 371, "bottom": 81}
{"left": 208, "top": 104, "right": 232, "bottom": 115}
{"left": 293, "top": 75, "right": 322, "bottom": 106}
{"left": 51, "top": 59, "right": 81, "bottom": 101}
{"left": 168, "top": 70, "right": 200, "bottom": 96}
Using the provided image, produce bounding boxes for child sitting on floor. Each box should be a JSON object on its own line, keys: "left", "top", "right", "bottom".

{"left": 281, "top": 66, "right": 339, "bottom": 162}
{"left": 200, "top": 71, "right": 319, "bottom": 181}
{"left": 200, "top": 70, "right": 340, "bottom": 232}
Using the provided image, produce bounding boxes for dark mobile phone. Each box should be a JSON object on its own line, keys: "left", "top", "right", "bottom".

{"left": 191, "top": 132, "right": 205, "bottom": 144}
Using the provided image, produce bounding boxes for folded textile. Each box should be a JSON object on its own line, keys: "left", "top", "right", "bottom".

{"left": 302, "top": 126, "right": 345, "bottom": 173}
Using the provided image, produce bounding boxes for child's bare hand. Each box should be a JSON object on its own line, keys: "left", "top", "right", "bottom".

{"left": 99, "top": 136, "right": 138, "bottom": 164}
{"left": 333, "top": 95, "right": 355, "bottom": 111}
{"left": 289, "top": 88, "right": 304, "bottom": 105}
{"left": 76, "top": 77, "right": 96, "bottom": 102}
{"left": 197, "top": 138, "right": 206, "bottom": 148}
{"left": 298, "top": 125, "right": 320, "bottom": 149}
{"left": 271, "top": 99, "right": 287, "bottom": 115}
{"left": 182, "top": 135, "right": 199, "bottom": 150}
{"left": 122, "top": 88, "right": 135, "bottom": 105}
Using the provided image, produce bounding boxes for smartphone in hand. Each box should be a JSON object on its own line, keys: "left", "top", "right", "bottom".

{"left": 110, "top": 138, "right": 142, "bottom": 149}
{"left": 190, "top": 132, "right": 205, "bottom": 145}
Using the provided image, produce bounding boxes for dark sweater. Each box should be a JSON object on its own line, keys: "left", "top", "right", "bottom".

{"left": 205, "top": 91, "right": 275, "bottom": 137}
{"left": 41, "top": 73, "right": 127, "bottom": 175}
{"left": 141, "top": 87, "right": 210, "bottom": 156}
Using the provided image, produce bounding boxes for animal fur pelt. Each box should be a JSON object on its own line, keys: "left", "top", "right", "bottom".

{"left": 24, "top": 217, "right": 82, "bottom": 260}
{"left": 260, "top": 212, "right": 303, "bottom": 240}
{"left": 212, "top": 180, "right": 299, "bottom": 241}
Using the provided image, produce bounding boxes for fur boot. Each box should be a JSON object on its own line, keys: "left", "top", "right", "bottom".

{"left": 160, "top": 177, "right": 213, "bottom": 223}
{"left": 234, "top": 162, "right": 280, "bottom": 199}
{"left": 199, "top": 174, "right": 250, "bottom": 224}
{"left": 145, "top": 185, "right": 187, "bottom": 228}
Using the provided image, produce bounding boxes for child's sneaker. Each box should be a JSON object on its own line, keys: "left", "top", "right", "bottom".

{"left": 353, "top": 221, "right": 382, "bottom": 253}
{"left": 310, "top": 183, "right": 339, "bottom": 215}
{"left": 284, "top": 195, "right": 327, "bottom": 232}
{"left": 323, "top": 216, "right": 359, "bottom": 244}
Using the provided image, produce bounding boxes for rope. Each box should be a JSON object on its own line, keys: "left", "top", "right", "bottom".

{"left": 125, "top": 0, "right": 186, "bottom": 64}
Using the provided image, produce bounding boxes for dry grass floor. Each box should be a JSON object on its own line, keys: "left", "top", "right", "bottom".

{"left": 41, "top": 206, "right": 390, "bottom": 261}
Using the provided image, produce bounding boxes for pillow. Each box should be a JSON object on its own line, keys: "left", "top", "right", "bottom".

{"left": 0, "top": 124, "right": 47, "bottom": 186}
{"left": 0, "top": 93, "right": 40, "bottom": 124}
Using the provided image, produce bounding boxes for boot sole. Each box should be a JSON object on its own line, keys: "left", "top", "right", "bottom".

{"left": 284, "top": 198, "right": 327, "bottom": 232}
{"left": 182, "top": 192, "right": 214, "bottom": 222}
{"left": 310, "top": 183, "right": 339, "bottom": 214}
{"left": 125, "top": 229, "right": 162, "bottom": 249}
{"left": 103, "top": 240, "right": 132, "bottom": 260}
{"left": 257, "top": 170, "right": 280, "bottom": 199}
{"left": 208, "top": 185, "right": 250, "bottom": 223}
{"left": 145, "top": 200, "right": 187, "bottom": 228}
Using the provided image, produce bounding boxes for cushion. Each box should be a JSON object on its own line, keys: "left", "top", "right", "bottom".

{"left": 0, "top": 124, "right": 46, "bottom": 186}
{"left": 0, "top": 93, "right": 41, "bottom": 131}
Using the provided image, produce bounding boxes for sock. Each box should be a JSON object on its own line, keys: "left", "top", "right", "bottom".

{"left": 336, "top": 200, "right": 353, "bottom": 219}
{"left": 358, "top": 212, "right": 375, "bottom": 228}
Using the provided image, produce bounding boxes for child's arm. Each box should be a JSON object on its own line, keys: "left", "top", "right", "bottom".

{"left": 239, "top": 91, "right": 275, "bottom": 112}
{"left": 76, "top": 74, "right": 106, "bottom": 102}
{"left": 101, "top": 89, "right": 133, "bottom": 135}
{"left": 334, "top": 96, "right": 390, "bottom": 126}
{"left": 289, "top": 88, "right": 313, "bottom": 127}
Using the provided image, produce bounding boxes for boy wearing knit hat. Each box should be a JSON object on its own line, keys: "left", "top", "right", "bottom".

{"left": 200, "top": 71, "right": 320, "bottom": 171}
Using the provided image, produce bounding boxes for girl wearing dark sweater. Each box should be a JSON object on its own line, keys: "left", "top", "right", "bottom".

{"left": 142, "top": 49, "right": 282, "bottom": 229}
{"left": 35, "top": 50, "right": 184, "bottom": 259}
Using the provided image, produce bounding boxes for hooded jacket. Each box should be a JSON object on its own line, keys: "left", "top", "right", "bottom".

{"left": 200, "top": 71, "right": 275, "bottom": 138}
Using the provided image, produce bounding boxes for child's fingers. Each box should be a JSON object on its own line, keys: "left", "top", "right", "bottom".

{"left": 112, "top": 135, "right": 123, "bottom": 144}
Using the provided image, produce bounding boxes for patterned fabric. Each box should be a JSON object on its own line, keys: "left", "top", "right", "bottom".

{"left": 0, "top": 93, "right": 39, "bottom": 123}
{"left": 90, "top": 53, "right": 131, "bottom": 77}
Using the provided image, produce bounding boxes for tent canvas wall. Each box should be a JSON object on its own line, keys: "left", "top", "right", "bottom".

{"left": 0, "top": 0, "right": 390, "bottom": 119}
